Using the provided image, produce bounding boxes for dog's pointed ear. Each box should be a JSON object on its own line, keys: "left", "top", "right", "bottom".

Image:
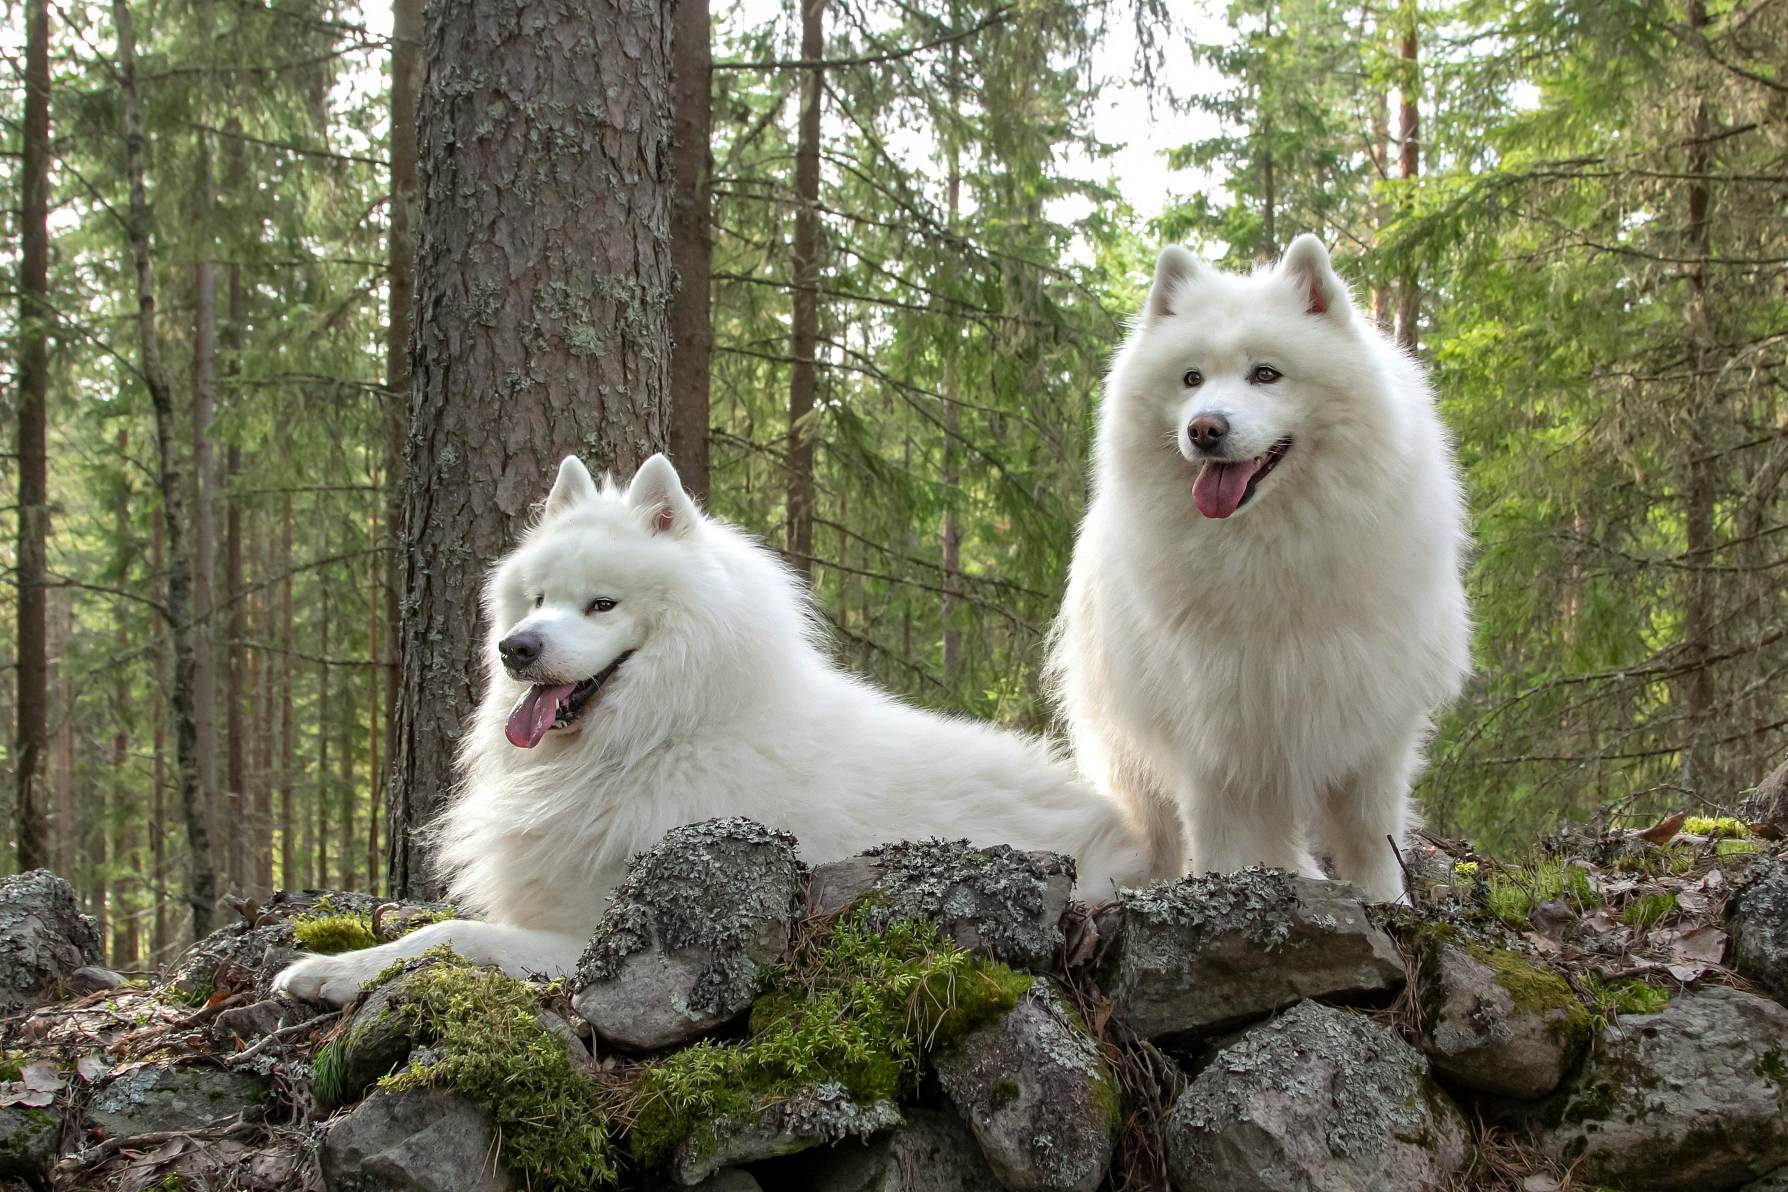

{"left": 1278, "top": 234, "right": 1351, "bottom": 319}
{"left": 626, "top": 453, "right": 699, "bottom": 537}
{"left": 544, "top": 455, "right": 599, "bottom": 518}
{"left": 1144, "top": 245, "right": 1204, "bottom": 324}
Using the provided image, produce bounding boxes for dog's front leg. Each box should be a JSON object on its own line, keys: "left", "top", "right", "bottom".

{"left": 272, "top": 919, "right": 586, "bottom": 1007}
{"left": 1180, "top": 778, "right": 1325, "bottom": 882}
{"left": 1314, "top": 735, "right": 1422, "bottom": 904}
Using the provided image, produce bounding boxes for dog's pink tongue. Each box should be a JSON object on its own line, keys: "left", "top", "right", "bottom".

{"left": 1193, "top": 459, "right": 1261, "bottom": 519}
{"left": 505, "top": 683, "right": 576, "bottom": 749}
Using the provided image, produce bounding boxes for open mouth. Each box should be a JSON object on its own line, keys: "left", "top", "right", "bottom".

{"left": 1192, "top": 437, "right": 1294, "bottom": 519}
{"left": 503, "top": 651, "right": 634, "bottom": 749}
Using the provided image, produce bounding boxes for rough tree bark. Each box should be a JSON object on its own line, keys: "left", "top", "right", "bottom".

{"left": 115, "top": 0, "right": 216, "bottom": 937}
{"left": 940, "top": 35, "right": 962, "bottom": 687}
{"left": 386, "top": 0, "right": 677, "bottom": 897}
{"left": 785, "top": 0, "right": 825, "bottom": 577}
{"left": 670, "top": 0, "right": 713, "bottom": 503}
{"left": 1393, "top": 3, "right": 1420, "bottom": 352}
{"left": 223, "top": 123, "right": 248, "bottom": 895}
{"left": 14, "top": 0, "right": 51, "bottom": 870}
{"left": 1681, "top": 0, "right": 1716, "bottom": 792}
{"left": 191, "top": 129, "right": 220, "bottom": 891}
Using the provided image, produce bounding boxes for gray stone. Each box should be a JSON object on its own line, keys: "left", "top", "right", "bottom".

{"left": 687, "top": 1170, "right": 763, "bottom": 1192}
{"left": 213, "top": 998, "right": 294, "bottom": 1046}
{"left": 1742, "top": 756, "right": 1788, "bottom": 824}
{"left": 0, "top": 1105, "right": 61, "bottom": 1181}
{"left": 1542, "top": 986, "right": 1788, "bottom": 1190}
{"left": 0, "top": 869, "right": 103, "bottom": 1013}
{"left": 1742, "top": 1168, "right": 1788, "bottom": 1192}
{"left": 84, "top": 1064, "right": 269, "bottom": 1138}
{"left": 802, "top": 1109, "right": 999, "bottom": 1192}
{"left": 1415, "top": 934, "right": 1591, "bottom": 1098}
{"left": 1729, "top": 854, "right": 1788, "bottom": 1002}
{"left": 573, "top": 818, "right": 805, "bottom": 1050}
{"left": 321, "top": 1088, "right": 509, "bottom": 1192}
{"left": 66, "top": 964, "right": 125, "bottom": 995}
{"left": 809, "top": 839, "right": 1074, "bottom": 971}
{"left": 1166, "top": 1000, "right": 1467, "bottom": 1192}
{"left": 327, "top": 979, "right": 425, "bottom": 1107}
{"left": 669, "top": 1082, "right": 901, "bottom": 1186}
{"left": 933, "top": 979, "right": 1117, "bottom": 1192}
{"left": 1103, "top": 869, "right": 1404, "bottom": 1042}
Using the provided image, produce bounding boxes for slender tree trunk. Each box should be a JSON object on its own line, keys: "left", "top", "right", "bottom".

{"left": 1681, "top": 0, "right": 1717, "bottom": 793}
{"left": 339, "top": 677, "right": 354, "bottom": 891}
{"left": 112, "top": 450, "right": 135, "bottom": 963}
{"left": 253, "top": 515, "right": 275, "bottom": 894}
{"left": 224, "top": 226, "right": 248, "bottom": 900}
{"left": 368, "top": 498, "right": 382, "bottom": 894}
{"left": 388, "top": 0, "right": 677, "bottom": 896}
{"left": 317, "top": 568, "right": 330, "bottom": 889}
{"left": 280, "top": 495, "right": 296, "bottom": 890}
{"left": 151, "top": 518, "right": 169, "bottom": 954}
{"left": 191, "top": 128, "right": 222, "bottom": 893}
{"left": 116, "top": 0, "right": 216, "bottom": 937}
{"left": 670, "top": 0, "right": 713, "bottom": 502}
{"left": 1393, "top": 3, "right": 1420, "bottom": 352}
{"left": 54, "top": 594, "right": 76, "bottom": 885}
{"left": 1260, "top": 2, "right": 1276, "bottom": 257}
{"left": 13, "top": 0, "right": 52, "bottom": 871}
{"left": 940, "top": 40, "right": 962, "bottom": 687}
{"left": 1370, "top": 77, "right": 1391, "bottom": 328}
{"left": 785, "top": 0, "right": 825, "bottom": 576}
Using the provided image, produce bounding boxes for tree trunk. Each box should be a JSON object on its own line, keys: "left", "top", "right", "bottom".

{"left": 670, "top": 0, "right": 713, "bottom": 502}
{"left": 112, "top": 452, "right": 135, "bottom": 962}
{"left": 280, "top": 495, "right": 296, "bottom": 889}
{"left": 1370, "top": 76, "right": 1391, "bottom": 328}
{"left": 191, "top": 127, "right": 221, "bottom": 894}
{"left": 223, "top": 176, "right": 248, "bottom": 898}
{"left": 785, "top": 0, "right": 825, "bottom": 577}
{"left": 368, "top": 497, "right": 382, "bottom": 894}
{"left": 317, "top": 566, "right": 330, "bottom": 889}
{"left": 388, "top": 0, "right": 677, "bottom": 897}
{"left": 117, "top": 0, "right": 215, "bottom": 937}
{"left": 1681, "top": 0, "right": 1716, "bottom": 793}
{"left": 1393, "top": 4, "right": 1420, "bottom": 352}
{"left": 151, "top": 518, "right": 170, "bottom": 954}
{"left": 13, "top": 0, "right": 51, "bottom": 872}
{"left": 940, "top": 40, "right": 962, "bottom": 687}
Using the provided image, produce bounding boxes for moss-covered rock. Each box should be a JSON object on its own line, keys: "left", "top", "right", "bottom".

{"left": 1101, "top": 868, "right": 1404, "bottom": 1042}
{"left": 797, "top": 1107, "right": 999, "bottom": 1191}
{"left": 1729, "top": 855, "right": 1788, "bottom": 1003}
{"left": 84, "top": 1064, "right": 269, "bottom": 1138}
{"left": 1165, "top": 999, "right": 1468, "bottom": 1192}
{"left": 933, "top": 979, "right": 1118, "bottom": 1192}
{"left": 320, "top": 1088, "right": 509, "bottom": 1192}
{"left": 807, "top": 838, "right": 1076, "bottom": 970}
{"left": 573, "top": 817, "right": 806, "bottom": 1050}
{"left": 1414, "top": 926, "right": 1592, "bottom": 1098}
{"left": 0, "top": 868, "right": 103, "bottom": 1014}
{"left": 1541, "top": 986, "right": 1788, "bottom": 1190}
{"left": 0, "top": 1104, "right": 61, "bottom": 1181}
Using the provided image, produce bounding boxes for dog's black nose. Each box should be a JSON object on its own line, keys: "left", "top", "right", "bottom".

{"left": 498, "top": 632, "right": 543, "bottom": 669}
{"left": 1187, "top": 414, "right": 1229, "bottom": 449}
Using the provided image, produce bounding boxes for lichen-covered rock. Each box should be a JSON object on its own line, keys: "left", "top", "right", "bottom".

{"left": 213, "top": 998, "right": 296, "bottom": 1047}
{"left": 808, "top": 839, "right": 1075, "bottom": 970}
{"left": 321, "top": 1088, "right": 509, "bottom": 1192}
{"left": 669, "top": 1083, "right": 902, "bottom": 1186}
{"left": 1729, "top": 854, "right": 1788, "bottom": 1002}
{"left": 1166, "top": 1000, "right": 1467, "bottom": 1192}
{"left": 1743, "top": 757, "right": 1788, "bottom": 824}
{"left": 1541, "top": 985, "right": 1788, "bottom": 1190}
{"left": 0, "top": 869, "right": 103, "bottom": 1013}
{"left": 933, "top": 979, "right": 1117, "bottom": 1192}
{"left": 325, "top": 979, "right": 426, "bottom": 1107}
{"left": 687, "top": 1169, "right": 763, "bottom": 1192}
{"left": 801, "top": 1108, "right": 999, "bottom": 1191}
{"left": 1415, "top": 930, "right": 1591, "bottom": 1097}
{"left": 1742, "top": 1168, "right": 1788, "bottom": 1192}
{"left": 573, "top": 818, "right": 806, "bottom": 1050}
{"left": 1102, "top": 869, "right": 1404, "bottom": 1042}
{"left": 0, "top": 1104, "right": 60, "bottom": 1181}
{"left": 84, "top": 1064, "right": 269, "bottom": 1138}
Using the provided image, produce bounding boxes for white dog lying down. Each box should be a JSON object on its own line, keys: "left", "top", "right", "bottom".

{"left": 1050, "top": 236, "right": 1471, "bottom": 903}
{"left": 275, "top": 454, "right": 1156, "bottom": 1004}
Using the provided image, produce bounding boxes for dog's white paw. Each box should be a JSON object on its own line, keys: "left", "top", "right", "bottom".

{"left": 272, "top": 951, "right": 386, "bottom": 1007}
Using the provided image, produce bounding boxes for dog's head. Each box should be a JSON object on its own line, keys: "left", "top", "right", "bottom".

{"left": 481, "top": 453, "right": 701, "bottom": 750}
{"left": 1111, "top": 235, "right": 1389, "bottom": 521}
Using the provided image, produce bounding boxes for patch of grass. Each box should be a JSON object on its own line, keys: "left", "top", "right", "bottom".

{"left": 0, "top": 1050, "right": 24, "bottom": 1083}
{"left": 1683, "top": 816, "right": 1751, "bottom": 839}
{"left": 1716, "top": 838, "right": 1765, "bottom": 859}
{"left": 1620, "top": 893, "right": 1676, "bottom": 931}
{"left": 1585, "top": 975, "right": 1670, "bottom": 1016}
{"left": 291, "top": 913, "right": 378, "bottom": 954}
{"left": 627, "top": 908, "right": 1032, "bottom": 1169}
{"left": 1485, "top": 858, "right": 1602, "bottom": 928}
{"left": 378, "top": 948, "right": 617, "bottom": 1191}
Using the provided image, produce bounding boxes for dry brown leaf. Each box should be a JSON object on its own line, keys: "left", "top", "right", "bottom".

{"left": 1638, "top": 811, "right": 1687, "bottom": 844}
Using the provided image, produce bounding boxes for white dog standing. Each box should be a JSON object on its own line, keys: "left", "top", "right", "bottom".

{"left": 277, "top": 454, "right": 1154, "bottom": 1004}
{"left": 1049, "top": 235, "right": 1470, "bottom": 902}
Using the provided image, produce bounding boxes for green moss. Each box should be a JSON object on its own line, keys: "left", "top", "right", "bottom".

{"left": 1620, "top": 893, "right": 1676, "bottom": 931}
{"left": 377, "top": 953, "right": 617, "bottom": 1191}
{"left": 1716, "top": 838, "right": 1764, "bottom": 859}
{"left": 628, "top": 908, "right": 1032, "bottom": 1169}
{"left": 1585, "top": 975, "right": 1670, "bottom": 1016}
{"left": 0, "top": 1051, "right": 23, "bottom": 1083}
{"left": 1683, "top": 816, "right": 1751, "bottom": 839}
{"left": 1473, "top": 944, "right": 1592, "bottom": 1042}
{"left": 291, "top": 913, "right": 378, "bottom": 954}
{"left": 1756, "top": 1048, "right": 1788, "bottom": 1089}
{"left": 1451, "top": 861, "right": 1480, "bottom": 879}
{"left": 1485, "top": 858, "right": 1602, "bottom": 928}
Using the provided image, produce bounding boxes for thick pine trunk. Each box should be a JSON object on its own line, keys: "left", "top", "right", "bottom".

{"left": 14, "top": 0, "right": 51, "bottom": 871}
{"left": 670, "top": 0, "right": 713, "bottom": 502}
{"left": 191, "top": 133, "right": 221, "bottom": 895}
{"left": 116, "top": 0, "right": 216, "bottom": 937}
{"left": 1681, "top": 0, "right": 1716, "bottom": 793}
{"left": 387, "top": 0, "right": 677, "bottom": 897}
{"left": 785, "top": 0, "right": 825, "bottom": 577}
{"left": 1393, "top": 7, "right": 1420, "bottom": 352}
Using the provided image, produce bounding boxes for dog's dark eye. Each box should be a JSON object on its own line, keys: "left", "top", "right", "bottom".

{"left": 1250, "top": 365, "right": 1282, "bottom": 384}
{"left": 1182, "top": 369, "right": 1203, "bottom": 388}
{"left": 586, "top": 597, "right": 617, "bottom": 615}
{"left": 533, "top": 594, "right": 544, "bottom": 609}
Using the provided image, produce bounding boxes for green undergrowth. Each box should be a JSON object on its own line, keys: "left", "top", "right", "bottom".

{"left": 1682, "top": 816, "right": 1753, "bottom": 839}
{"left": 375, "top": 947, "right": 618, "bottom": 1191}
{"left": 626, "top": 907, "right": 1033, "bottom": 1168}
{"left": 1620, "top": 892, "right": 1677, "bottom": 931}
{"left": 291, "top": 900, "right": 456, "bottom": 954}
{"left": 1486, "top": 858, "right": 1602, "bottom": 928}
{"left": 1584, "top": 974, "right": 1671, "bottom": 1016}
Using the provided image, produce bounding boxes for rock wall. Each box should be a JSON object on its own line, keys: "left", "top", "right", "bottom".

{"left": 3, "top": 817, "right": 1787, "bottom": 1192}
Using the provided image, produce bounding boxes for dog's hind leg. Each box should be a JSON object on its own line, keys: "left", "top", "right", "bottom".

{"left": 1315, "top": 734, "right": 1422, "bottom": 904}
{"left": 272, "top": 919, "right": 586, "bottom": 1007}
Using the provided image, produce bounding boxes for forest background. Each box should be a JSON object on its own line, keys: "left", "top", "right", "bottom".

{"left": 2, "top": 0, "right": 1784, "bottom": 965}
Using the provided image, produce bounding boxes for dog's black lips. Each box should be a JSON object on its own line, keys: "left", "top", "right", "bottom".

{"left": 1235, "top": 437, "right": 1294, "bottom": 512}
{"left": 553, "top": 649, "right": 635, "bottom": 729}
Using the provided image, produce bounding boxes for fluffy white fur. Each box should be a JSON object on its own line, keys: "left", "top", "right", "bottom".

{"left": 1048, "top": 235, "right": 1471, "bottom": 903}
{"left": 276, "top": 454, "right": 1155, "bottom": 1004}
